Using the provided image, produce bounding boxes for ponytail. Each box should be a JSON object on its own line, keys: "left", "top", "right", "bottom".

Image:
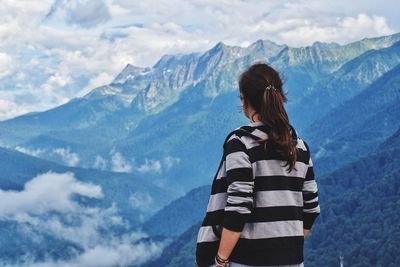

{"left": 238, "top": 63, "right": 298, "bottom": 173}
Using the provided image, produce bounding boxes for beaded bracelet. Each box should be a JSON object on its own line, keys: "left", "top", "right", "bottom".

{"left": 214, "top": 253, "right": 230, "bottom": 267}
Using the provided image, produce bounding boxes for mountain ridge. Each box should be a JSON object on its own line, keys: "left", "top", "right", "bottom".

{"left": 0, "top": 32, "right": 399, "bottom": 195}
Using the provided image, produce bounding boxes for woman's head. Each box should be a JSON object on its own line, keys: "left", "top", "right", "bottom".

{"left": 238, "top": 62, "right": 297, "bottom": 172}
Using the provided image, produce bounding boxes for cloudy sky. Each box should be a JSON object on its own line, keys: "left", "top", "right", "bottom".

{"left": 0, "top": 0, "right": 399, "bottom": 121}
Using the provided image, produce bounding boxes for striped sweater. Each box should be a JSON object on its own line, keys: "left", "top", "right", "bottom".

{"left": 195, "top": 121, "right": 320, "bottom": 267}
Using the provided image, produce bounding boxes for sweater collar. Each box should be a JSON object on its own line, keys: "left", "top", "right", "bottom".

{"left": 240, "top": 121, "right": 298, "bottom": 140}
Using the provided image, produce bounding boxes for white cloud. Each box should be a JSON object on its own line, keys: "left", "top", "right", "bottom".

{"left": 78, "top": 71, "right": 114, "bottom": 97}
{"left": 0, "top": 171, "right": 167, "bottom": 267}
{"left": 40, "top": 72, "right": 72, "bottom": 104}
{"left": 110, "top": 149, "right": 133, "bottom": 173}
{"left": 0, "top": 171, "right": 102, "bottom": 217}
{"left": 14, "top": 146, "right": 48, "bottom": 157}
{"left": 51, "top": 147, "right": 80, "bottom": 167}
{"left": 129, "top": 192, "right": 154, "bottom": 211}
{"left": 162, "top": 155, "right": 181, "bottom": 170}
{"left": 0, "top": 52, "right": 13, "bottom": 77}
{"left": 39, "top": 240, "right": 163, "bottom": 267}
{"left": 136, "top": 156, "right": 180, "bottom": 174}
{"left": 93, "top": 154, "right": 107, "bottom": 170}
{"left": 278, "top": 13, "right": 393, "bottom": 46}
{"left": 14, "top": 146, "right": 81, "bottom": 168}
{"left": 137, "top": 158, "right": 162, "bottom": 174}
{"left": 11, "top": 237, "right": 166, "bottom": 267}
{"left": 46, "top": 0, "right": 112, "bottom": 28}
{"left": 93, "top": 152, "right": 180, "bottom": 174}
{"left": 0, "top": 98, "right": 31, "bottom": 121}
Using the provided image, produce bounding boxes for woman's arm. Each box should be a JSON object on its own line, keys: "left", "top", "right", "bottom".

{"left": 302, "top": 141, "right": 321, "bottom": 234}
{"left": 216, "top": 227, "right": 241, "bottom": 260}
{"left": 217, "top": 134, "right": 254, "bottom": 264}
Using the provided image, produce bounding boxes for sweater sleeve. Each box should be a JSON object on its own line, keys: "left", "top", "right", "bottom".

{"left": 221, "top": 134, "right": 254, "bottom": 232}
{"left": 302, "top": 141, "right": 321, "bottom": 230}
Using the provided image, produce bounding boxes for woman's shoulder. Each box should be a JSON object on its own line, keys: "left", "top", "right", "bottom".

{"left": 222, "top": 127, "right": 246, "bottom": 148}
{"left": 295, "top": 136, "right": 310, "bottom": 152}
{"left": 224, "top": 126, "right": 262, "bottom": 142}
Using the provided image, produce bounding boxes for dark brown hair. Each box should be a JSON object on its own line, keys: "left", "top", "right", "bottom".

{"left": 238, "top": 62, "right": 298, "bottom": 172}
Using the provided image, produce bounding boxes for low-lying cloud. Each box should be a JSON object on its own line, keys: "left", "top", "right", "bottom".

{"left": 93, "top": 154, "right": 107, "bottom": 170}
{"left": 14, "top": 145, "right": 181, "bottom": 175}
{"left": 15, "top": 146, "right": 48, "bottom": 157}
{"left": 137, "top": 158, "right": 162, "bottom": 174}
{"left": 50, "top": 147, "right": 80, "bottom": 167}
{"left": 110, "top": 149, "right": 133, "bottom": 173}
{"left": 0, "top": 171, "right": 102, "bottom": 217}
{"left": 0, "top": 171, "right": 167, "bottom": 267}
{"left": 101, "top": 148, "right": 181, "bottom": 174}
{"left": 14, "top": 146, "right": 80, "bottom": 167}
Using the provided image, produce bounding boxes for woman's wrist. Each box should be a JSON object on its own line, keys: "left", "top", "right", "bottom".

{"left": 217, "top": 252, "right": 229, "bottom": 261}
{"left": 214, "top": 252, "right": 230, "bottom": 267}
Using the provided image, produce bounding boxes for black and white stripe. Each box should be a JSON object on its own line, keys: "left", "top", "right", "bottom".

{"left": 196, "top": 121, "right": 320, "bottom": 267}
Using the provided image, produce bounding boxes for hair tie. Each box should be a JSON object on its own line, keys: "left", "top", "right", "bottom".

{"left": 265, "top": 84, "right": 277, "bottom": 91}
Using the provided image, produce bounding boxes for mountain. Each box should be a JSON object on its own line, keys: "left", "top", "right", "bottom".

{"left": 0, "top": 146, "right": 175, "bottom": 225}
{"left": 103, "top": 34, "right": 400, "bottom": 193}
{"left": 141, "top": 185, "right": 210, "bottom": 238}
{"left": 1, "top": 33, "right": 400, "bottom": 196}
{"left": 316, "top": 125, "right": 400, "bottom": 200}
{"left": 303, "top": 126, "right": 400, "bottom": 266}
{"left": 302, "top": 63, "right": 400, "bottom": 176}
{"left": 0, "top": 145, "right": 179, "bottom": 265}
{"left": 141, "top": 221, "right": 202, "bottom": 267}
{"left": 112, "top": 64, "right": 152, "bottom": 84}
{"left": 375, "top": 121, "right": 400, "bottom": 150}
{"left": 307, "top": 172, "right": 400, "bottom": 267}
{"left": 270, "top": 32, "right": 400, "bottom": 101}
{"left": 290, "top": 40, "right": 400, "bottom": 132}
{"left": 1, "top": 32, "right": 400, "bottom": 266}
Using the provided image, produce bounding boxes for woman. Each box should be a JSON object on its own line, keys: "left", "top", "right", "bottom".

{"left": 195, "top": 63, "right": 320, "bottom": 267}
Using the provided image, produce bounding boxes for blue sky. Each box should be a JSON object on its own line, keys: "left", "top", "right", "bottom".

{"left": 0, "top": 0, "right": 399, "bottom": 121}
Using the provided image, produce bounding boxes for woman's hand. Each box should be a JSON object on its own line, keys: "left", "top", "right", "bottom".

{"left": 304, "top": 229, "right": 310, "bottom": 239}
